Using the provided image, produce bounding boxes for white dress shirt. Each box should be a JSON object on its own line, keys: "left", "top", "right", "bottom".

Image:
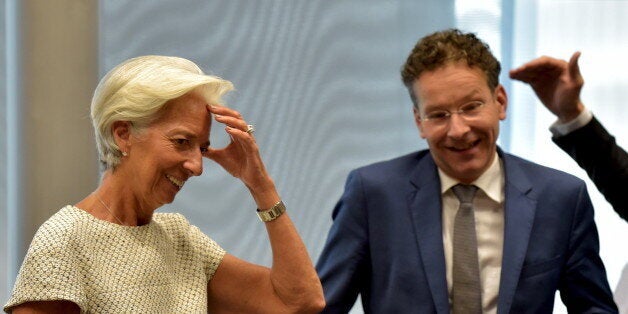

{"left": 549, "top": 108, "right": 593, "bottom": 137}
{"left": 439, "top": 152, "right": 505, "bottom": 314}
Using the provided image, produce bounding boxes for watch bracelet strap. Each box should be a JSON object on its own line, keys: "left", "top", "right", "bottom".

{"left": 257, "top": 200, "right": 286, "bottom": 222}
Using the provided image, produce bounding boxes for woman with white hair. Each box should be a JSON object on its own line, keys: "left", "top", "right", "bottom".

{"left": 4, "top": 56, "right": 325, "bottom": 313}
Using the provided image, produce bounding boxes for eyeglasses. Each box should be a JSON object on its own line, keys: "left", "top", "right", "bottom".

{"left": 420, "top": 101, "right": 486, "bottom": 124}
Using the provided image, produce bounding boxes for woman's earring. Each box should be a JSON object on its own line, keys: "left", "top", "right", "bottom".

{"left": 122, "top": 151, "right": 128, "bottom": 157}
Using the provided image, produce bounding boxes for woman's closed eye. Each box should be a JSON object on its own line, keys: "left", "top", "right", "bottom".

{"left": 173, "top": 138, "right": 210, "bottom": 154}
{"left": 174, "top": 138, "right": 190, "bottom": 145}
{"left": 172, "top": 138, "right": 194, "bottom": 151}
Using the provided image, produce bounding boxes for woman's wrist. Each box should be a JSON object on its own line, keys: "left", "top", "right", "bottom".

{"left": 248, "top": 180, "right": 280, "bottom": 209}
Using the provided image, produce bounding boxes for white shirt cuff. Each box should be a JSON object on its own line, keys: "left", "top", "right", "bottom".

{"left": 549, "top": 109, "right": 593, "bottom": 137}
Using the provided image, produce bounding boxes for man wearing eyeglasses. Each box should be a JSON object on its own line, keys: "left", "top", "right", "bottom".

{"left": 316, "top": 29, "right": 617, "bottom": 313}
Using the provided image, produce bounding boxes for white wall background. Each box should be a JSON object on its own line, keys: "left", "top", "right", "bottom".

{"left": 508, "top": 0, "right": 628, "bottom": 312}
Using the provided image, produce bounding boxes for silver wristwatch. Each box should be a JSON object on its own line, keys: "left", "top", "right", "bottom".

{"left": 257, "top": 200, "right": 286, "bottom": 222}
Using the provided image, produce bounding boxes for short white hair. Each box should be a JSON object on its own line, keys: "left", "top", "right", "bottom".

{"left": 91, "top": 55, "right": 234, "bottom": 170}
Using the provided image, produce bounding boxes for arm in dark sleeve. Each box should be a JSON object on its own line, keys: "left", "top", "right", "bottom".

{"left": 553, "top": 116, "right": 628, "bottom": 221}
{"left": 559, "top": 182, "right": 618, "bottom": 313}
{"left": 316, "top": 170, "right": 371, "bottom": 314}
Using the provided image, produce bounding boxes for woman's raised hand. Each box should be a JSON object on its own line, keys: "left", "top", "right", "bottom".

{"left": 204, "top": 105, "right": 275, "bottom": 196}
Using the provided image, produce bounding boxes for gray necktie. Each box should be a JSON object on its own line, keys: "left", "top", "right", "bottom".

{"left": 452, "top": 184, "right": 482, "bottom": 314}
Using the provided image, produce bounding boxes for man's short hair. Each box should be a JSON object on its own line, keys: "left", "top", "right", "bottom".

{"left": 400, "top": 28, "right": 501, "bottom": 108}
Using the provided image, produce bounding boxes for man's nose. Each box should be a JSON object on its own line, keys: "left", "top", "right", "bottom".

{"left": 447, "top": 113, "right": 470, "bottom": 138}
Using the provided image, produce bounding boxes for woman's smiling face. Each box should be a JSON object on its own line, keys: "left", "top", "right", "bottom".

{"left": 120, "top": 92, "right": 211, "bottom": 210}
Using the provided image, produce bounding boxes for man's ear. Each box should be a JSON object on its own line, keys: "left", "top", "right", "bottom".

{"left": 413, "top": 107, "right": 427, "bottom": 139}
{"left": 112, "top": 121, "right": 132, "bottom": 152}
{"left": 495, "top": 85, "right": 508, "bottom": 120}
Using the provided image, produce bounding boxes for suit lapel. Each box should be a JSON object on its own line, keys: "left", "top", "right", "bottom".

{"left": 407, "top": 153, "right": 450, "bottom": 313}
{"left": 496, "top": 152, "right": 537, "bottom": 314}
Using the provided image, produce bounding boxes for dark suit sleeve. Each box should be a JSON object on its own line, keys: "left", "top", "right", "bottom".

{"left": 316, "top": 170, "right": 371, "bottom": 313}
{"left": 558, "top": 182, "right": 618, "bottom": 313}
{"left": 553, "top": 116, "right": 628, "bottom": 221}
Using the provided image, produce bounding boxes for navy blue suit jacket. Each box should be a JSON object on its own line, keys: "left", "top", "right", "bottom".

{"left": 316, "top": 149, "right": 617, "bottom": 313}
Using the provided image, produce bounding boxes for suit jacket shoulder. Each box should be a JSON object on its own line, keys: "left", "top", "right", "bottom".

{"left": 501, "top": 151, "right": 585, "bottom": 189}
{"left": 351, "top": 150, "right": 431, "bottom": 184}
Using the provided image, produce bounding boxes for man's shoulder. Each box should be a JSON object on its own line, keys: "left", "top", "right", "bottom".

{"left": 339, "top": 150, "right": 433, "bottom": 190}
{"left": 501, "top": 151, "right": 585, "bottom": 186}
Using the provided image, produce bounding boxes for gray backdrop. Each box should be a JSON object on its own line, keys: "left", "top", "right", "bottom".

{"left": 0, "top": 0, "right": 7, "bottom": 304}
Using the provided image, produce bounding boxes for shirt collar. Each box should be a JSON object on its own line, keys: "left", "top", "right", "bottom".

{"left": 438, "top": 151, "right": 504, "bottom": 203}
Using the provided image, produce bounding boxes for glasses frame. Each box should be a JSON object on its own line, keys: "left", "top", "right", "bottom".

{"left": 420, "top": 101, "right": 487, "bottom": 123}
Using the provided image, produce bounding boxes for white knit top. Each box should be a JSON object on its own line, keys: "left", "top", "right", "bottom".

{"left": 4, "top": 205, "right": 226, "bottom": 313}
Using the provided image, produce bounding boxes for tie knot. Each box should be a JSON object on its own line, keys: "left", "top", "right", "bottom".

{"left": 452, "top": 184, "right": 478, "bottom": 204}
